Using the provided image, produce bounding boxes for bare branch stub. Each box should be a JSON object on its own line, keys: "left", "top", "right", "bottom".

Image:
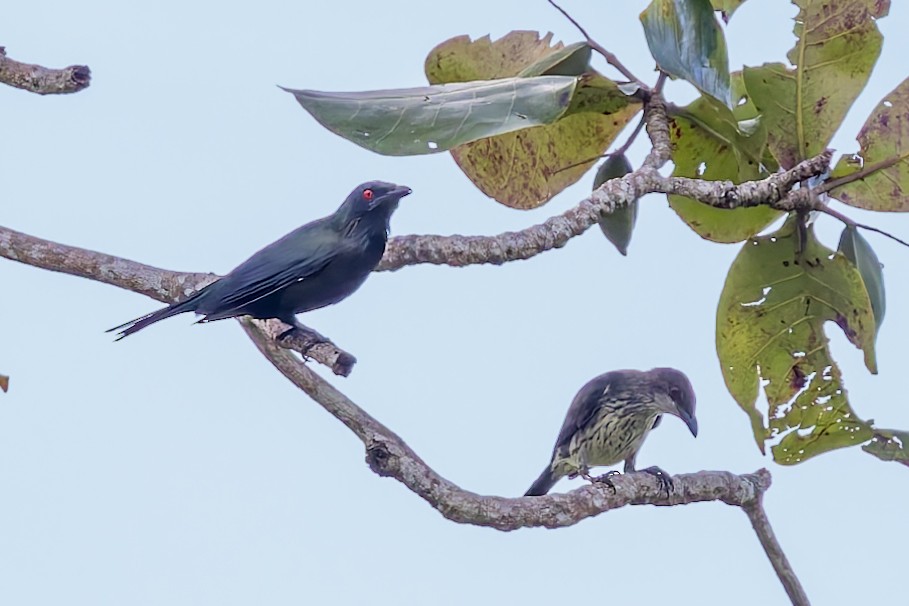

{"left": 0, "top": 47, "right": 91, "bottom": 95}
{"left": 253, "top": 318, "right": 357, "bottom": 377}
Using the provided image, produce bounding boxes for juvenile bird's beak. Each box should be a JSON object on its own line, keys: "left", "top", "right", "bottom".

{"left": 682, "top": 412, "right": 698, "bottom": 437}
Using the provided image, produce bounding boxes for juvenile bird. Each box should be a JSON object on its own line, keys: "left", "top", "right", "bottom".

{"left": 525, "top": 368, "right": 698, "bottom": 497}
{"left": 109, "top": 181, "right": 411, "bottom": 340}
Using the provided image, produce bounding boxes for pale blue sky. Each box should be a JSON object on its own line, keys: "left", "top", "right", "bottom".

{"left": 2, "top": 1, "right": 907, "bottom": 604}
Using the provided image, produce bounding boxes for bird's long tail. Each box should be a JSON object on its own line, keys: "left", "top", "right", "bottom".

{"left": 525, "top": 467, "right": 558, "bottom": 497}
{"left": 107, "top": 295, "right": 203, "bottom": 340}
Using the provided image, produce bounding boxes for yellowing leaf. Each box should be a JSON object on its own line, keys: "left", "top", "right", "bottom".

{"left": 829, "top": 77, "right": 909, "bottom": 211}
{"left": 717, "top": 218, "right": 876, "bottom": 463}
{"left": 743, "top": 1, "right": 888, "bottom": 169}
{"left": 425, "top": 31, "right": 639, "bottom": 209}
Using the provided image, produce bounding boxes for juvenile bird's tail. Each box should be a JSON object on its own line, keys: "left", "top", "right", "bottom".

{"left": 107, "top": 294, "right": 203, "bottom": 340}
{"left": 525, "top": 467, "right": 558, "bottom": 497}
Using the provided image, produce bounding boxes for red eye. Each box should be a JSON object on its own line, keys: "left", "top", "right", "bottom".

{"left": 362, "top": 189, "right": 374, "bottom": 201}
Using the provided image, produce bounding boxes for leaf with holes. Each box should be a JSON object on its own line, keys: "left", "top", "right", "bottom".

{"left": 668, "top": 74, "right": 779, "bottom": 242}
{"left": 863, "top": 429, "right": 909, "bottom": 466}
{"left": 284, "top": 77, "right": 577, "bottom": 156}
{"left": 641, "top": 0, "right": 731, "bottom": 107}
{"left": 838, "top": 225, "right": 885, "bottom": 333}
{"left": 717, "top": 218, "right": 876, "bottom": 462}
{"left": 828, "top": 77, "right": 909, "bottom": 211}
{"left": 593, "top": 154, "right": 637, "bottom": 256}
{"left": 425, "top": 31, "right": 639, "bottom": 209}
{"left": 742, "top": 0, "right": 888, "bottom": 169}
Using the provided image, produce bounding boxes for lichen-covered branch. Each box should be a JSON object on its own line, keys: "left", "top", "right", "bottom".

{"left": 241, "top": 319, "right": 772, "bottom": 528}
{"left": 0, "top": 47, "right": 91, "bottom": 94}
{"left": 379, "top": 151, "right": 831, "bottom": 272}
{"left": 0, "top": 225, "right": 355, "bottom": 375}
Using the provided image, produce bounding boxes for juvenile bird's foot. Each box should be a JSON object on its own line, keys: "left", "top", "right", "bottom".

{"left": 582, "top": 469, "right": 619, "bottom": 494}
{"left": 638, "top": 466, "right": 674, "bottom": 495}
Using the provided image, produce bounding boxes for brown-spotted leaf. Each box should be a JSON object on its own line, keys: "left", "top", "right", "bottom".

{"left": 829, "top": 77, "right": 909, "bottom": 211}
{"left": 717, "top": 217, "right": 876, "bottom": 462}
{"left": 742, "top": 1, "right": 888, "bottom": 169}
{"left": 425, "top": 31, "right": 639, "bottom": 209}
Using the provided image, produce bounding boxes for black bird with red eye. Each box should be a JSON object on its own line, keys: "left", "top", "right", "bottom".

{"left": 109, "top": 180, "right": 412, "bottom": 340}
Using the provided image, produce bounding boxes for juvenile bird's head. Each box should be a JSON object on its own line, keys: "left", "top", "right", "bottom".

{"left": 335, "top": 181, "right": 412, "bottom": 230}
{"left": 649, "top": 367, "right": 698, "bottom": 437}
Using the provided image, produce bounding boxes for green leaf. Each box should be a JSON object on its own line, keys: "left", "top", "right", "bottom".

{"left": 425, "top": 32, "right": 639, "bottom": 209}
{"left": 829, "top": 77, "right": 909, "bottom": 211}
{"left": 518, "top": 41, "right": 591, "bottom": 77}
{"left": 838, "top": 226, "right": 885, "bottom": 333}
{"left": 668, "top": 74, "right": 780, "bottom": 243}
{"left": 717, "top": 217, "right": 876, "bottom": 462}
{"left": 710, "top": 0, "right": 747, "bottom": 22}
{"left": 742, "top": 1, "right": 888, "bottom": 169}
{"left": 641, "top": 0, "right": 731, "bottom": 107}
{"left": 593, "top": 154, "right": 638, "bottom": 256}
{"left": 283, "top": 77, "right": 576, "bottom": 157}
{"left": 863, "top": 429, "right": 909, "bottom": 466}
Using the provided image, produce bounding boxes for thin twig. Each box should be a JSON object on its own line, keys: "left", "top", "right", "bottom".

{"left": 546, "top": 0, "right": 645, "bottom": 89}
{"left": 653, "top": 71, "right": 668, "bottom": 95}
{"left": 744, "top": 499, "right": 811, "bottom": 606}
{"left": 818, "top": 156, "right": 904, "bottom": 194}
{"left": 552, "top": 111, "right": 646, "bottom": 175}
{"left": 816, "top": 205, "right": 909, "bottom": 249}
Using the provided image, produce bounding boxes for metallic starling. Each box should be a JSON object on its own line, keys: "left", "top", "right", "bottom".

{"left": 525, "top": 368, "right": 698, "bottom": 497}
{"left": 108, "top": 181, "right": 411, "bottom": 340}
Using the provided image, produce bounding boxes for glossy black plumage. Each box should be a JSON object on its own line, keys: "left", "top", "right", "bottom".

{"left": 525, "top": 368, "right": 698, "bottom": 497}
{"left": 109, "top": 181, "right": 411, "bottom": 340}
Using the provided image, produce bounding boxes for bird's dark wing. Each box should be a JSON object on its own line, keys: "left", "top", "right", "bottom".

{"left": 551, "top": 371, "right": 626, "bottom": 453}
{"left": 200, "top": 225, "right": 340, "bottom": 320}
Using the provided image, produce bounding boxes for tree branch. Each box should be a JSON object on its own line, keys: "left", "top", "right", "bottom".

{"left": 240, "top": 317, "right": 808, "bottom": 599}
{"left": 0, "top": 47, "right": 91, "bottom": 95}
{"left": 744, "top": 498, "right": 811, "bottom": 606}
{"left": 241, "top": 318, "right": 772, "bottom": 526}
{"left": 0, "top": 225, "right": 355, "bottom": 376}
{"left": 379, "top": 150, "right": 831, "bottom": 272}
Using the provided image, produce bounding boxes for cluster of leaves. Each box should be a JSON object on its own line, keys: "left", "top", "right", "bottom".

{"left": 287, "top": 0, "right": 907, "bottom": 466}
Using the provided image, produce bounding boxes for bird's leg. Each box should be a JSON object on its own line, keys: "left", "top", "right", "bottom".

{"left": 638, "top": 466, "right": 674, "bottom": 496}
{"left": 580, "top": 467, "right": 618, "bottom": 494}
{"left": 276, "top": 317, "right": 328, "bottom": 356}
